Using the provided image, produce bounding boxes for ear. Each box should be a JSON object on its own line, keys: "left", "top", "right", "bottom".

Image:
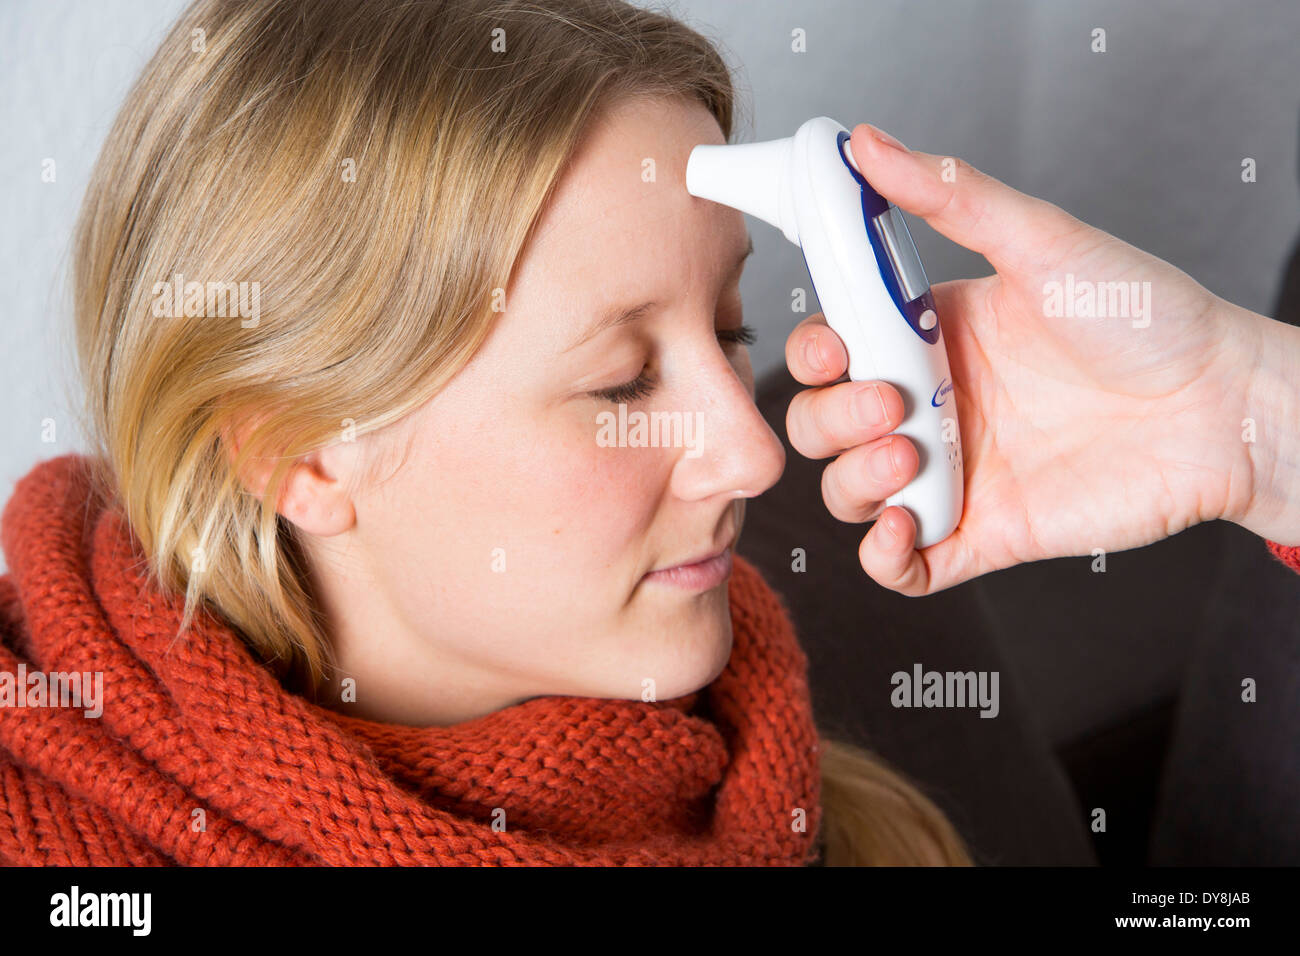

{"left": 220, "top": 420, "right": 358, "bottom": 536}
{"left": 274, "top": 449, "right": 357, "bottom": 536}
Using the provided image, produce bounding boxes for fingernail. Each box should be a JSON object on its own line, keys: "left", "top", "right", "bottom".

{"left": 852, "top": 383, "right": 889, "bottom": 429}
{"left": 869, "top": 441, "right": 901, "bottom": 482}
{"left": 802, "top": 335, "right": 826, "bottom": 375}
{"left": 865, "top": 123, "right": 908, "bottom": 152}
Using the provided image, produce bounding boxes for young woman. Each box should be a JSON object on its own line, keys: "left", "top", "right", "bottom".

{"left": 0, "top": 0, "right": 970, "bottom": 865}
{"left": 5, "top": 0, "right": 1299, "bottom": 867}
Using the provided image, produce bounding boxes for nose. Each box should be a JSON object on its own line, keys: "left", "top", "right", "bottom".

{"left": 669, "top": 350, "right": 786, "bottom": 503}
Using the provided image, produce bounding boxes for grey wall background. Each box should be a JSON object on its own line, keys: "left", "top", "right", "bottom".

{"left": 2, "top": 0, "right": 1298, "bottom": 574}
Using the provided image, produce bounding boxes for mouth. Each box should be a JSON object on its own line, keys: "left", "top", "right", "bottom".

{"left": 642, "top": 544, "right": 734, "bottom": 591}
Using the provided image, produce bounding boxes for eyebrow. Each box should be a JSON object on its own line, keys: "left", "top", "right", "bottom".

{"left": 562, "top": 232, "right": 754, "bottom": 354}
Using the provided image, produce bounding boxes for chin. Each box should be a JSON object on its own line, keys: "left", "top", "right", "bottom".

{"left": 649, "top": 618, "right": 734, "bottom": 701}
{"left": 605, "top": 587, "right": 736, "bottom": 701}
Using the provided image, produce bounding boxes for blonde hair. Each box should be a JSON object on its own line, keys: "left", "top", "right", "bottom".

{"left": 69, "top": 0, "right": 971, "bottom": 866}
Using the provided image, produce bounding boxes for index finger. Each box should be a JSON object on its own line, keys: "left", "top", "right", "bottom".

{"left": 784, "top": 312, "right": 849, "bottom": 386}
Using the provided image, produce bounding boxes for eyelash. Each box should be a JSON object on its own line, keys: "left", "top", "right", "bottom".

{"left": 589, "top": 323, "right": 757, "bottom": 404}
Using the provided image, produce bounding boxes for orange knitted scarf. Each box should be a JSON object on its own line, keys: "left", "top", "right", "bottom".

{"left": 0, "top": 454, "right": 823, "bottom": 865}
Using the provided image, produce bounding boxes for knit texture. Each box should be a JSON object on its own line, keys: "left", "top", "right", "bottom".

{"left": 1266, "top": 538, "right": 1300, "bottom": 576}
{"left": 0, "top": 454, "right": 823, "bottom": 865}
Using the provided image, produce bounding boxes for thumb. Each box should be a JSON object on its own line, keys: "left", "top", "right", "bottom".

{"left": 847, "top": 122, "right": 1079, "bottom": 275}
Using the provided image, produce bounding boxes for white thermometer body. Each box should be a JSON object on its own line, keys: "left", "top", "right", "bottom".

{"left": 686, "top": 116, "right": 963, "bottom": 548}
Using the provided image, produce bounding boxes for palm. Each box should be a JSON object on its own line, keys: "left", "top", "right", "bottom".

{"left": 924, "top": 223, "right": 1242, "bottom": 584}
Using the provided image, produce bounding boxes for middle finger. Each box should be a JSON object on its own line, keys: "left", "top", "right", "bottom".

{"left": 786, "top": 380, "right": 904, "bottom": 459}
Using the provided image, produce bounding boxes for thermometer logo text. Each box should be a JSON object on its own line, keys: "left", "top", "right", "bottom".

{"left": 931, "top": 378, "right": 954, "bottom": 407}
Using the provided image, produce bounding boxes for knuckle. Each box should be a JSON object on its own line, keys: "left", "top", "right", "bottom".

{"left": 784, "top": 330, "right": 807, "bottom": 371}
{"left": 937, "top": 157, "right": 986, "bottom": 220}
{"left": 786, "top": 320, "right": 831, "bottom": 383}
{"left": 784, "top": 391, "right": 811, "bottom": 455}
{"left": 935, "top": 172, "right": 964, "bottom": 222}
{"left": 808, "top": 390, "right": 841, "bottom": 448}
{"left": 954, "top": 155, "right": 980, "bottom": 181}
{"left": 821, "top": 460, "right": 861, "bottom": 523}
{"left": 822, "top": 455, "right": 880, "bottom": 524}
{"left": 786, "top": 390, "right": 826, "bottom": 457}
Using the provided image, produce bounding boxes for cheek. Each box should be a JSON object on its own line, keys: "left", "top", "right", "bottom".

{"left": 376, "top": 409, "right": 667, "bottom": 586}
{"left": 537, "top": 422, "right": 665, "bottom": 550}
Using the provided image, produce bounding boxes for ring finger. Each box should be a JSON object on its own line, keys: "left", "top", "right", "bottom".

{"left": 821, "top": 434, "right": 919, "bottom": 523}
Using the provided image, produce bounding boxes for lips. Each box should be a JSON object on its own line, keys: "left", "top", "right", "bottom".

{"left": 658, "top": 545, "right": 727, "bottom": 571}
{"left": 650, "top": 525, "right": 737, "bottom": 574}
{"left": 643, "top": 545, "right": 734, "bottom": 591}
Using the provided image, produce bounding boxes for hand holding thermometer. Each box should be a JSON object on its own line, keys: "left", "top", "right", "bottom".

{"left": 685, "top": 116, "right": 964, "bottom": 549}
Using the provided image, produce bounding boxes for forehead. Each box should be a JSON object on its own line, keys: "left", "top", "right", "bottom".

{"left": 518, "top": 96, "right": 731, "bottom": 280}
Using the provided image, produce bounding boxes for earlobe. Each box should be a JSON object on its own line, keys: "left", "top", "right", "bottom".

{"left": 277, "top": 454, "right": 358, "bottom": 536}
{"left": 280, "top": 495, "right": 357, "bottom": 536}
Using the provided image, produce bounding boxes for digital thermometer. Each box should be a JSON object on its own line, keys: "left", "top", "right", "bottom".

{"left": 685, "top": 116, "right": 963, "bottom": 548}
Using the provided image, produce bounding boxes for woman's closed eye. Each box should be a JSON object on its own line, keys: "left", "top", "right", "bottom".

{"left": 588, "top": 323, "right": 757, "bottom": 404}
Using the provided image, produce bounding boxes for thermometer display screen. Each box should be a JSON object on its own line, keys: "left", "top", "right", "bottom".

{"left": 872, "top": 205, "right": 930, "bottom": 303}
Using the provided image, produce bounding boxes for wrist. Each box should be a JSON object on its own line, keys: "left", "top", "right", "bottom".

{"left": 1222, "top": 298, "right": 1300, "bottom": 544}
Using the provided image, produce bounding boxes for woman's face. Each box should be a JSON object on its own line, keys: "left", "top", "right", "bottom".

{"left": 300, "top": 95, "right": 785, "bottom": 725}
